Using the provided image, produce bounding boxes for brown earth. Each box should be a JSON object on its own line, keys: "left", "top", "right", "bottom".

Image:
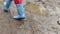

{"left": 0, "top": 0, "right": 60, "bottom": 34}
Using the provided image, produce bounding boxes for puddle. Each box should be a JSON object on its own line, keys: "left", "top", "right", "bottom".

{"left": 24, "top": 2, "right": 48, "bottom": 16}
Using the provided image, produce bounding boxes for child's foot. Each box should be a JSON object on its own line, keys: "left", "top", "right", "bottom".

{"left": 3, "top": 0, "right": 12, "bottom": 12}
{"left": 3, "top": 2, "right": 9, "bottom": 12}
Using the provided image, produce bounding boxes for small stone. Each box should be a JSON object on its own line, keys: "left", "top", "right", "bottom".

{"left": 57, "top": 21, "right": 60, "bottom": 25}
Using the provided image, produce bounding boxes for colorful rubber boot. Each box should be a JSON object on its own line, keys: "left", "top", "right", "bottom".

{"left": 13, "top": 4, "right": 25, "bottom": 20}
{"left": 4, "top": 0, "right": 12, "bottom": 12}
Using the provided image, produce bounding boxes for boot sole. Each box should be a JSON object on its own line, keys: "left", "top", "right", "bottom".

{"left": 4, "top": 9, "right": 10, "bottom": 12}
{"left": 13, "top": 17, "right": 25, "bottom": 20}
{"left": 4, "top": 10, "right": 8, "bottom": 12}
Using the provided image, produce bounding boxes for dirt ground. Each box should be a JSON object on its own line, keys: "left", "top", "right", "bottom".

{"left": 0, "top": 0, "right": 60, "bottom": 34}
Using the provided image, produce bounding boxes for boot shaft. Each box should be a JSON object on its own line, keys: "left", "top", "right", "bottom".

{"left": 16, "top": 4, "right": 24, "bottom": 15}
{"left": 4, "top": 0, "right": 12, "bottom": 11}
{"left": 5, "top": 0, "right": 12, "bottom": 7}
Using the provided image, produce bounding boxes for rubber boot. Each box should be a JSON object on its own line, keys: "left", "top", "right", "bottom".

{"left": 13, "top": 4, "right": 25, "bottom": 20}
{"left": 4, "top": 0, "right": 12, "bottom": 12}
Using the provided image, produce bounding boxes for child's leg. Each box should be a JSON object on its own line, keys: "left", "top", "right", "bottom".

{"left": 13, "top": 0, "right": 25, "bottom": 20}
{"left": 4, "top": 0, "right": 12, "bottom": 12}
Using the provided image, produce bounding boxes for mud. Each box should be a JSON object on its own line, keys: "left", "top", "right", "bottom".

{"left": 0, "top": 0, "right": 60, "bottom": 34}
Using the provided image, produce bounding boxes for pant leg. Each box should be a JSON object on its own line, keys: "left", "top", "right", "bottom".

{"left": 14, "top": 0, "right": 22, "bottom": 4}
